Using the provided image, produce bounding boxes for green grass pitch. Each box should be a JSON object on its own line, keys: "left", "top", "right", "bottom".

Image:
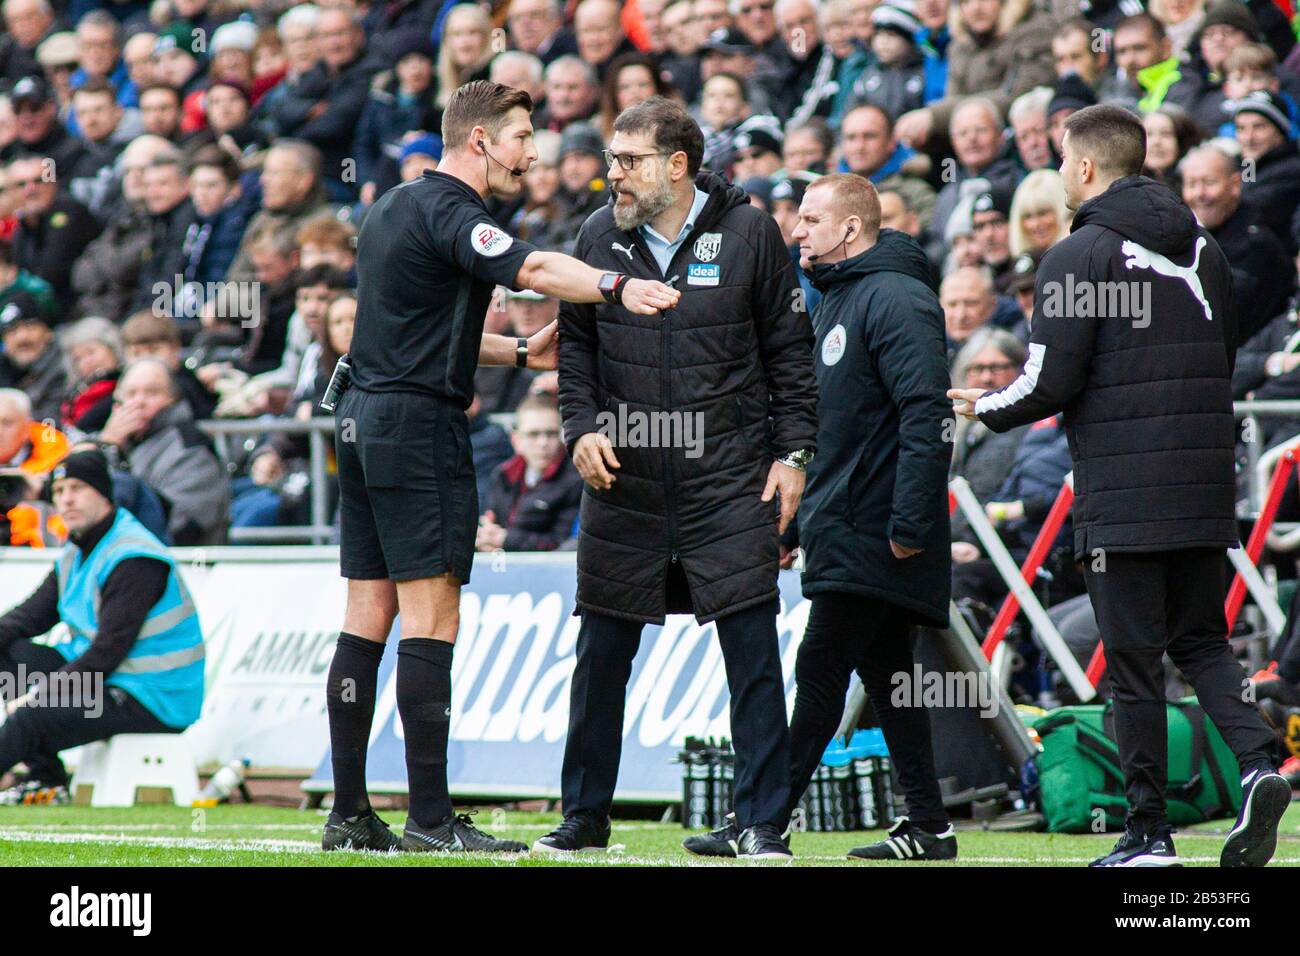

{"left": 2, "top": 803, "right": 1300, "bottom": 866}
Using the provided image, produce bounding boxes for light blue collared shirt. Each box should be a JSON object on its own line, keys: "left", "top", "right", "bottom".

{"left": 638, "top": 187, "right": 710, "bottom": 276}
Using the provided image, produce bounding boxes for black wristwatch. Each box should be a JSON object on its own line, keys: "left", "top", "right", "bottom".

{"left": 598, "top": 272, "right": 628, "bottom": 305}
{"left": 515, "top": 336, "right": 529, "bottom": 368}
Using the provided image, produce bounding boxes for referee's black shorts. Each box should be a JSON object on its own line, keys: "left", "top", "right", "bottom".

{"left": 335, "top": 387, "right": 478, "bottom": 583}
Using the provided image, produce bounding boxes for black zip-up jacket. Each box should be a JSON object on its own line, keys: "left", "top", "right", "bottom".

{"left": 798, "top": 230, "right": 953, "bottom": 627}
{"left": 976, "top": 175, "right": 1239, "bottom": 557}
{"left": 558, "top": 171, "right": 818, "bottom": 624}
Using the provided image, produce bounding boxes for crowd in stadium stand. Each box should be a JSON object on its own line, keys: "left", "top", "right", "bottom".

{"left": 1, "top": 0, "right": 1300, "bottom": 685}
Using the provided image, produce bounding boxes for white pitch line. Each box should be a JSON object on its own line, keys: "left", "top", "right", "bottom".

{"left": 0, "top": 828, "right": 1293, "bottom": 866}
{"left": 0, "top": 828, "right": 319, "bottom": 854}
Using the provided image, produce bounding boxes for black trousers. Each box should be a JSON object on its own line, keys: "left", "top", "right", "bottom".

{"left": 0, "top": 640, "right": 174, "bottom": 784}
{"left": 787, "top": 592, "right": 949, "bottom": 829}
{"left": 1083, "top": 548, "right": 1276, "bottom": 828}
{"left": 561, "top": 597, "right": 790, "bottom": 829}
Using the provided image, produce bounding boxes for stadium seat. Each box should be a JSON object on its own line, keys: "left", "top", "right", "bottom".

{"left": 70, "top": 735, "right": 199, "bottom": 808}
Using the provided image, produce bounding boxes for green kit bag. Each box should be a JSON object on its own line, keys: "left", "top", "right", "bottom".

{"left": 1032, "top": 698, "right": 1242, "bottom": 833}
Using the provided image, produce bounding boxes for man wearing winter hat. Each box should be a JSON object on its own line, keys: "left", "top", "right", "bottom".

{"left": 1047, "top": 72, "right": 1098, "bottom": 159}
{"left": 730, "top": 117, "right": 784, "bottom": 181}
{"left": 209, "top": 19, "right": 258, "bottom": 84}
{"left": 1229, "top": 89, "right": 1300, "bottom": 251}
{"left": 0, "top": 446, "right": 204, "bottom": 805}
{"left": 397, "top": 133, "right": 443, "bottom": 182}
{"left": 0, "top": 292, "right": 65, "bottom": 422}
{"left": 848, "top": 0, "right": 928, "bottom": 123}
{"left": 553, "top": 122, "right": 607, "bottom": 246}
{"left": 970, "top": 186, "right": 1015, "bottom": 290}
{"left": 151, "top": 20, "right": 206, "bottom": 97}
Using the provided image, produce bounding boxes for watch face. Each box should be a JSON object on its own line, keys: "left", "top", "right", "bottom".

{"left": 598, "top": 273, "right": 618, "bottom": 293}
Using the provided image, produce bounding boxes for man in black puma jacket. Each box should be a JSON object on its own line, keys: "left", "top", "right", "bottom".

{"left": 547, "top": 97, "right": 818, "bottom": 859}
{"left": 950, "top": 105, "right": 1286, "bottom": 869}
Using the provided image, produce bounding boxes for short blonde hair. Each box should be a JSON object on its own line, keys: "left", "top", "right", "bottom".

{"left": 1009, "top": 169, "right": 1070, "bottom": 256}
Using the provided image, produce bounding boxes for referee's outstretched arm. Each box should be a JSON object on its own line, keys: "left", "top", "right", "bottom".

{"left": 514, "top": 250, "right": 679, "bottom": 315}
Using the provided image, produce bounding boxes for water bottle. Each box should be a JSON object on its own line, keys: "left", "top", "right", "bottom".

{"left": 194, "top": 758, "right": 250, "bottom": 807}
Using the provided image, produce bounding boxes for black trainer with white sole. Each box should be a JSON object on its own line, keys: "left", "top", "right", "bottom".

{"left": 1221, "top": 769, "right": 1291, "bottom": 868}
{"left": 402, "top": 813, "right": 529, "bottom": 853}
{"left": 1089, "top": 824, "right": 1181, "bottom": 867}
{"left": 847, "top": 818, "right": 958, "bottom": 861}
{"left": 533, "top": 813, "right": 612, "bottom": 854}
{"left": 683, "top": 815, "right": 740, "bottom": 857}
{"left": 322, "top": 810, "right": 403, "bottom": 852}
{"left": 682, "top": 812, "right": 794, "bottom": 858}
{"left": 737, "top": 823, "right": 793, "bottom": 859}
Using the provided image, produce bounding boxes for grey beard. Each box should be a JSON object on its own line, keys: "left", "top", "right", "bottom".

{"left": 612, "top": 178, "right": 675, "bottom": 231}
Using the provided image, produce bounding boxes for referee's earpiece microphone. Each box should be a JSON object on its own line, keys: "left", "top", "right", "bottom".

{"left": 479, "top": 139, "right": 524, "bottom": 178}
{"left": 807, "top": 224, "right": 855, "bottom": 263}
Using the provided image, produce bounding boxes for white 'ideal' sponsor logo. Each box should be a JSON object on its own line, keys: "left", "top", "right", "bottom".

{"left": 693, "top": 232, "right": 722, "bottom": 262}
{"left": 821, "top": 323, "right": 847, "bottom": 366}
{"left": 471, "top": 223, "right": 513, "bottom": 257}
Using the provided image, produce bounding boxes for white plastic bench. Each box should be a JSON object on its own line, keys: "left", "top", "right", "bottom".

{"left": 70, "top": 734, "right": 198, "bottom": 807}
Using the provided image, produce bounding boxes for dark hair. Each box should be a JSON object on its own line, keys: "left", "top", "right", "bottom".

{"left": 1148, "top": 103, "right": 1204, "bottom": 167}
{"left": 703, "top": 70, "right": 748, "bottom": 101}
{"left": 613, "top": 95, "right": 705, "bottom": 176}
{"left": 138, "top": 83, "right": 182, "bottom": 105}
{"left": 294, "top": 263, "right": 351, "bottom": 294}
{"left": 598, "top": 52, "right": 675, "bottom": 135}
{"left": 187, "top": 144, "right": 241, "bottom": 182}
{"left": 1115, "top": 11, "right": 1167, "bottom": 42}
{"left": 441, "top": 80, "right": 534, "bottom": 151}
{"left": 1063, "top": 104, "right": 1146, "bottom": 177}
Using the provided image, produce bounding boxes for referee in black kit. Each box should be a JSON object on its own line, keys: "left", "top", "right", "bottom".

{"left": 321, "top": 81, "right": 679, "bottom": 854}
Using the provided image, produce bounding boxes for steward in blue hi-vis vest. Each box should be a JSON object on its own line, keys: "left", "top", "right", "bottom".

{"left": 54, "top": 508, "right": 204, "bottom": 728}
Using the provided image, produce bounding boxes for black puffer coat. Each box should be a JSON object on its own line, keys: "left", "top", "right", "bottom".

{"left": 977, "top": 176, "right": 1239, "bottom": 557}
{"left": 558, "top": 172, "right": 818, "bottom": 624}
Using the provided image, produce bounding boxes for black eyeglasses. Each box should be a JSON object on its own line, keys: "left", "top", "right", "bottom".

{"left": 603, "top": 149, "right": 671, "bottom": 171}
{"left": 967, "top": 362, "right": 1017, "bottom": 376}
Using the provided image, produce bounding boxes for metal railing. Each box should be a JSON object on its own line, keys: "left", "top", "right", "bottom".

{"left": 1235, "top": 400, "right": 1300, "bottom": 517}
{"left": 189, "top": 402, "right": 1298, "bottom": 546}
{"left": 196, "top": 412, "right": 519, "bottom": 545}
{"left": 197, "top": 417, "right": 334, "bottom": 544}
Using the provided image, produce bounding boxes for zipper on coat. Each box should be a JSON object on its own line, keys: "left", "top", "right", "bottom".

{"left": 662, "top": 297, "right": 678, "bottom": 561}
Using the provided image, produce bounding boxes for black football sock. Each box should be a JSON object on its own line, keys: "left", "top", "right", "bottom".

{"left": 326, "top": 631, "right": 385, "bottom": 819}
{"left": 397, "top": 638, "right": 455, "bottom": 828}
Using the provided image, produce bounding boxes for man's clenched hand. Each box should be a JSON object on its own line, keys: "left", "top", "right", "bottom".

{"left": 620, "top": 278, "right": 680, "bottom": 315}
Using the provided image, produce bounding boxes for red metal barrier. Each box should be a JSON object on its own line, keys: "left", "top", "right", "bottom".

{"left": 1225, "top": 448, "right": 1297, "bottom": 631}
{"left": 979, "top": 480, "right": 1075, "bottom": 660}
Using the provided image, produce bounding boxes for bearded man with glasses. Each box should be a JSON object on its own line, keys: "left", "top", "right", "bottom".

{"left": 540, "top": 96, "right": 818, "bottom": 859}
